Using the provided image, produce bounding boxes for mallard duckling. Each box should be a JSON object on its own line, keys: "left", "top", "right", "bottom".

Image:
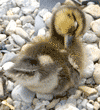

{"left": 5, "top": 6, "right": 86, "bottom": 95}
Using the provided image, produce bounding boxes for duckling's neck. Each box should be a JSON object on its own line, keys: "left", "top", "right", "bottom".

{"left": 50, "top": 30, "right": 65, "bottom": 50}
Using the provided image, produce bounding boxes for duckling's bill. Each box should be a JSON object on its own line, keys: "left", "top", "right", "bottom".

{"left": 64, "top": 35, "right": 74, "bottom": 49}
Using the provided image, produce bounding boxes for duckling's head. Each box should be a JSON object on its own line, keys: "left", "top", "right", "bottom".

{"left": 51, "top": 6, "right": 86, "bottom": 48}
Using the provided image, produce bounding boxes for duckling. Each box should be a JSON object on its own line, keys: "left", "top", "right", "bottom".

{"left": 5, "top": 6, "right": 86, "bottom": 95}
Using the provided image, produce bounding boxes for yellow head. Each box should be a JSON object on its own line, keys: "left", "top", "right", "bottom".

{"left": 53, "top": 6, "right": 85, "bottom": 37}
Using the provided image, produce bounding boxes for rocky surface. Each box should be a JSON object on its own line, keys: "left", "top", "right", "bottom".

{"left": 0, "top": 0, "right": 100, "bottom": 110}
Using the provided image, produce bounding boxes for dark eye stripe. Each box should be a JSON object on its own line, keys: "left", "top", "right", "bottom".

{"left": 72, "top": 12, "right": 79, "bottom": 34}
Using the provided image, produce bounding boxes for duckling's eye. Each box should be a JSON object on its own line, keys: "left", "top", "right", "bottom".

{"left": 67, "top": 14, "right": 71, "bottom": 18}
{"left": 29, "top": 58, "right": 38, "bottom": 65}
{"left": 22, "top": 57, "right": 38, "bottom": 66}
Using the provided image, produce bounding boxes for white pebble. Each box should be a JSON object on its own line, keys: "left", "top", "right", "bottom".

{"left": 36, "top": 93, "right": 53, "bottom": 100}
{"left": 81, "top": 99, "right": 88, "bottom": 108}
{"left": 39, "top": 8, "right": 48, "bottom": 17}
{"left": 43, "top": 12, "right": 52, "bottom": 21}
{"left": 11, "top": 34, "right": 26, "bottom": 46}
{"left": 11, "top": 7, "right": 20, "bottom": 14}
{"left": 12, "top": 85, "right": 35, "bottom": 103}
{"left": 15, "top": 27, "right": 31, "bottom": 41}
{"left": 0, "top": 34, "right": 6, "bottom": 41}
{"left": 6, "top": 80, "right": 14, "bottom": 92}
{"left": 38, "top": 28, "right": 46, "bottom": 36}
{"left": 87, "top": 103, "right": 94, "bottom": 110}
{"left": 6, "top": 20, "right": 16, "bottom": 34}
{"left": 2, "top": 62, "right": 14, "bottom": 71}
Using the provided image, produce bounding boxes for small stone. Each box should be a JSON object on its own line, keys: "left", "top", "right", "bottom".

{"left": 6, "top": 97, "right": 13, "bottom": 105}
{"left": 77, "top": 104, "right": 83, "bottom": 110}
{"left": 21, "top": 6, "right": 36, "bottom": 15}
{"left": 46, "top": 99, "right": 60, "bottom": 109}
{"left": 79, "top": 78, "right": 86, "bottom": 85}
{"left": 20, "top": 15, "right": 34, "bottom": 25}
{"left": 97, "top": 97, "right": 100, "bottom": 103}
{"left": 86, "top": 44, "right": 100, "bottom": 62}
{"left": 15, "top": 0, "right": 31, "bottom": 7}
{"left": 91, "top": 19, "right": 100, "bottom": 37}
{"left": 74, "top": 90, "right": 82, "bottom": 99}
{"left": 3, "top": 20, "right": 9, "bottom": 27}
{"left": 16, "top": 19, "right": 21, "bottom": 27}
{"left": 0, "top": 104, "right": 11, "bottom": 110}
{"left": 94, "top": 101, "right": 100, "bottom": 110}
{"left": 21, "top": 102, "right": 32, "bottom": 110}
{"left": 34, "top": 100, "right": 49, "bottom": 110}
{"left": 55, "top": 100, "right": 66, "bottom": 110}
{"left": 22, "top": 23, "right": 35, "bottom": 36}
{"left": 10, "top": 7, "right": 20, "bottom": 14}
{"left": 88, "top": 100, "right": 94, "bottom": 105}
{"left": 27, "top": 29, "right": 35, "bottom": 37}
{"left": 43, "top": 12, "right": 52, "bottom": 21}
{"left": 7, "top": 10, "right": 14, "bottom": 16}
{"left": 93, "top": 64, "right": 100, "bottom": 84}
{"left": 13, "top": 101, "right": 21, "bottom": 109}
{"left": 84, "top": 13, "right": 94, "bottom": 31}
{"left": 77, "top": 99, "right": 82, "bottom": 105}
{"left": 55, "top": 103, "right": 79, "bottom": 110}
{"left": 0, "top": 27, "right": 4, "bottom": 34}
{"left": 85, "top": 77, "right": 95, "bottom": 85}
{"left": 39, "top": 9, "right": 48, "bottom": 18}
{"left": 95, "top": 85, "right": 100, "bottom": 95}
{"left": 2, "top": 15, "right": 20, "bottom": 21}
{"left": 6, "top": 80, "right": 14, "bottom": 92}
{"left": 12, "top": 85, "right": 35, "bottom": 104}
{"left": 83, "top": 4, "right": 100, "bottom": 18}
{"left": 5, "top": 44, "right": 13, "bottom": 51}
{"left": 0, "top": 67, "right": 2, "bottom": 72}
{"left": 15, "top": 27, "right": 31, "bottom": 41}
{"left": 81, "top": 99, "right": 88, "bottom": 108}
{"left": 38, "top": 28, "right": 46, "bottom": 36}
{"left": 0, "top": 34, "right": 6, "bottom": 41}
{"left": 22, "top": 23, "right": 34, "bottom": 30}
{"left": 82, "top": 109, "right": 87, "bottom": 110}
{"left": 79, "top": 86, "right": 97, "bottom": 96}
{"left": 8, "top": 36, "right": 21, "bottom": 52}
{"left": 87, "top": 2, "right": 95, "bottom": 5}
{"left": 0, "top": 78, "right": 4, "bottom": 97}
{"left": 76, "top": 44, "right": 95, "bottom": 78}
{"left": 66, "top": 95, "right": 77, "bottom": 106}
{"left": 83, "top": 31, "right": 98, "bottom": 43}
{"left": 45, "top": 17, "right": 52, "bottom": 28}
{"left": 31, "top": 1, "right": 40, "bottom": 8}
{"left": 36, "top": 93, "right": 53, "bottom": 100}
{"left": 86, "top": 103, "right": 94, "bottom": 110}
{"left": 11, "top": 34, "right": 26, "bottom": 46}
{"left": 34, "top": 14, "right": 45, "bottom": 35}
{"left": 6, "top": 20, "right": 16, "bottom": 34}
{"left": 32, "top": 8, "right": 39, "bottom": 18}
{"left": 88, "top": 93, "right": 98, "bottom": 100}
{"left": 33, "top": 98, "right": 40, "bottom": 105}
{"left": 2, "top": 62, "right": 14, "bottom": 71}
